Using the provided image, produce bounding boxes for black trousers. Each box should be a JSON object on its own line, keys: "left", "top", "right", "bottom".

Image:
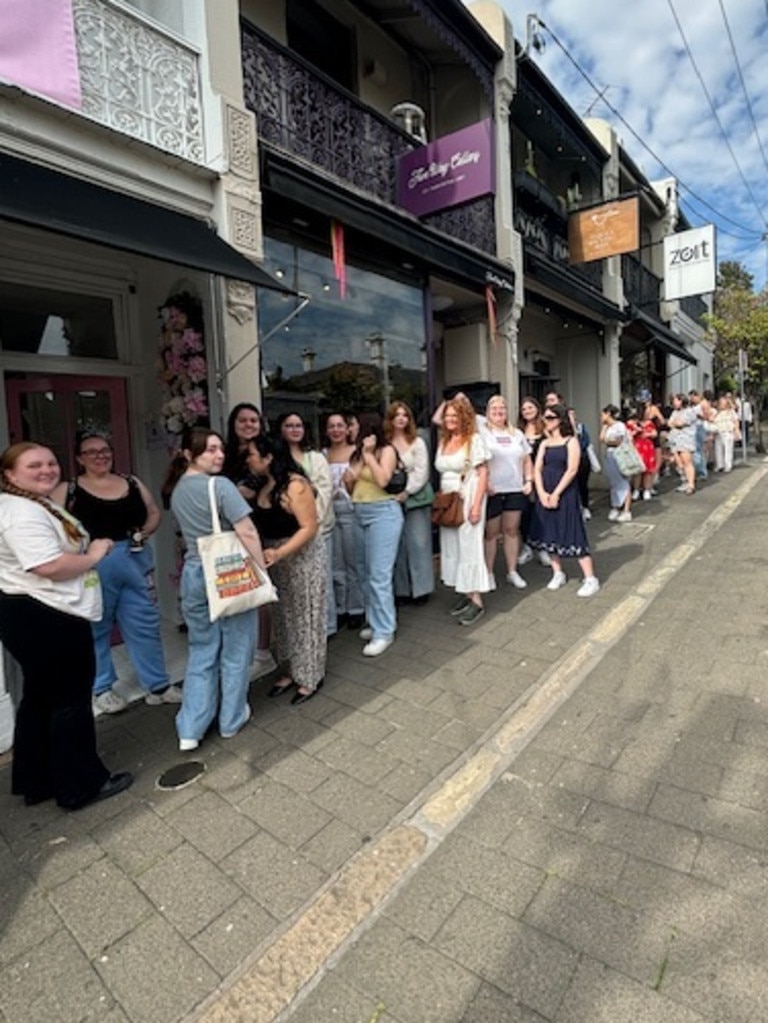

{"left": 0, "top": 593, "right": 108, "bottom": 808}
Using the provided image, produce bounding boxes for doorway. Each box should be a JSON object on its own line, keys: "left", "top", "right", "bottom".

{"left": 5, "top": 374, "right": 131, "bottom": 478}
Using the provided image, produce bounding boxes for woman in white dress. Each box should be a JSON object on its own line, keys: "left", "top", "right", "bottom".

{"left": 433, "top": 396, "right": 493, "bottom": 626}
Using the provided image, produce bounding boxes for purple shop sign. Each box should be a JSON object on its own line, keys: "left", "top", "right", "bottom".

{"left": 397, "top": 119, "right": 495, "bottom": 218}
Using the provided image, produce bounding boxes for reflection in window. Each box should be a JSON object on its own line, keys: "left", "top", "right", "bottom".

{"left": 0, "top": 282, "right": 117, "bottom": 359}
{"left": 258, "top": 238, "right": 428, "bottom": 439}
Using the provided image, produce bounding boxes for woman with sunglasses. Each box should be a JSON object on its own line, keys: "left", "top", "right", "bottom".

{"left": 53, "top": 431, "right": 172, "bottom": 715}
{"left": 529, "top": 404, "right": 599, "bottom": 597}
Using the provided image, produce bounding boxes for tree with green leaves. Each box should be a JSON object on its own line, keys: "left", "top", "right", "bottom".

{"left": 705, "top": 260, "right": 768, "bottom": 452}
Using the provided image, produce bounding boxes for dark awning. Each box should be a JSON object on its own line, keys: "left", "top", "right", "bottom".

{"left": 525, "top": 249, "right": 625, "bottom": 322}
{"left": 261, "top": 147, "right": 515, "bottom": 295}
{"left": 624, "top": 307, "right": 697, "bottom": 366}
{"left": 0, "top": 151, "right": 293, "bottom": 293}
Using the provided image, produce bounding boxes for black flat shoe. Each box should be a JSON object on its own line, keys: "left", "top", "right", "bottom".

{"left": 412, "top": 594, "right": 430, "bottom": 606}
{"left": 268, "top": 680, "right": 295, "bottom": 698}
{"left": 346, "top": 614, "right": 364, "bottom": 630}
{"left": 291, "top": 680, "right": 324, "bottom": 706}
{"left": 68, "top": 771, "right": 133, "bottom": 811}
{"left": 23, "top": 792, "right": 54, "bottom": 807}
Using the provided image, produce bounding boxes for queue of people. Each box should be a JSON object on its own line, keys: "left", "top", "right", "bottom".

{"left": 0, "top": 387, "right": 751, "bottom": 806}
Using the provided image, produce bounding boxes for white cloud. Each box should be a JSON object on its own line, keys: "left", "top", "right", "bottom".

{"left": 465, "top": 0, "right": 768, "bottom": 287}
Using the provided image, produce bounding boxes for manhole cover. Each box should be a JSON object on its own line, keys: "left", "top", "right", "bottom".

{"left": 156, "top": 761, "right": 206, "bottom": 791}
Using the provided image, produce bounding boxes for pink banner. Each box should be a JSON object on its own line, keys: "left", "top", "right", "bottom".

{"left": 0, "top": 0, "right": 82, "bottom": 109}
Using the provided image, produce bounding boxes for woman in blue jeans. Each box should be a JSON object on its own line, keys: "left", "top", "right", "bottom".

{"left": 345, "top": 412, "right": 403, "bottom": 657}
{"left": 52, "top": 431, "right": 171, "bottom": 716}
{"left": 164, "top": 427, "right": 267, "bottom": 751}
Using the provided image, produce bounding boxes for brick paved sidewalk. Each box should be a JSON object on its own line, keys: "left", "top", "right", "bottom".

{"left": 0, "top": 465, "right": 761, "bottom": 1023}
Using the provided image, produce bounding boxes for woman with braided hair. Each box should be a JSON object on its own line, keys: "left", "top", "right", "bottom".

{"left": 0, "top": 442, "right": 133, "bottom": 810}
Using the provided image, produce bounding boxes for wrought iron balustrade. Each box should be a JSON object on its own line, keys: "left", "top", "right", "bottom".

{"left": 73, "top": 0, "right": 204, "bottom": 162}
{"left": 622, "top": 254, "right": 661, "bottom": 311}
{"left": 514, "top": 190, "right": 603, "bottom": 291}
{"left": 242, "top": 23, "right": 496, "bottom": 255}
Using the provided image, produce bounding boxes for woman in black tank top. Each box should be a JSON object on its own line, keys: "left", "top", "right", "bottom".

{"left": 52, "top": 431, "right": 171, "bottom": 715}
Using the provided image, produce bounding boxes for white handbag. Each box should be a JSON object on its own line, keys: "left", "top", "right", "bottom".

{"left": 197, "top": 477, "right": 278, "bottom": 622}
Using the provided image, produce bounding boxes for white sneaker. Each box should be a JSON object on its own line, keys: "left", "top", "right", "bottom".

{"left": 617, "top": 511, "right": 632, "bottom": 522}
{"left": 93, "top": 690, "right": 128, "bottom": 716}
{"left": 631, "top": 489, "right": 640, "bottom": 501}
{"left": 517, "top": 544, "right": 533, "bottom": 566}
{"left": 359, "top": 626, "right": 373, "bottom": 641}
{"left": 642, "top": 490, "right": 652, "bottom": 501}
{"left": 145, "top": 684, "right": 183, "bottom": 705}
{"left": 538, "top": 550, "right": 552, "bottom": 567}
{"left": 607, "top": 509, "right": 620, "bottom": 521}
{"left": 179, "top": 738, "right": 199, "bottom": 752}
{"left": 546, "top": 570, "right": 567, "bottom": 591}
{"left": 250, "top": 652, "right": 277, "bottom": 680}
{"left": 582, "top": 508, "right": 592, "bottom": 520}
{"left": 577, "top": 577, "right": 600, "bottom": 598}
{"left": 362, "top": 637, "right": 393, "bottom": 657}
{"left": 506, "top": 570, "right": 528, "bottom": 589}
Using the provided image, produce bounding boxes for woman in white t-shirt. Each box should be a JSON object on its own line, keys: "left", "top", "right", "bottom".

{"left": 479, "top": 396, "right": 533, "bottom": 588}
{"left": 0, "top": 442, "right": 133, "bottom": 810}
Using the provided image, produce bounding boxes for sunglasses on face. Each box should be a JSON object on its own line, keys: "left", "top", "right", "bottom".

{"left": 543, "top": 414, "right": 560, "bottom": 421}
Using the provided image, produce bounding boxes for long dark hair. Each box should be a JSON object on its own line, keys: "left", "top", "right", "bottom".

{"left": 275, "top": 411, "right": 313, "bottom": 453}
{"left": 351, "top": 411, "right": 389, "bottom": 463}
{"left": 250, "top": 433, "right": 306, "bottom": 502}
{"left": 223, "top": 402, "right": 261, "bottom": 480}
{"left": 161, "top": 427, "right": 223, "bottom": 507}
{"left": 545, "top": 403, "right": 575, "bottom": 437}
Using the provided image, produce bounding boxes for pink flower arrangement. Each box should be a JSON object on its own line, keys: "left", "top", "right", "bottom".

{"left": 157, "top": 293, "right": 209, "bottom": 438}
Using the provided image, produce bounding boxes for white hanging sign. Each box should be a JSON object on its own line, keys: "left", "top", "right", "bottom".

{"left": 663, "top": 225, "right": 716, "bottom": 300}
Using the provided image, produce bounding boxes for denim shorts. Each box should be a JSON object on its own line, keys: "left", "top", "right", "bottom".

{"left": 487, "top": 491, "right": 528, "bottom": 519}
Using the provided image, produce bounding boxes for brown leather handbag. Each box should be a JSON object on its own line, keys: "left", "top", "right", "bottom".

{"left": 431, "top": 490, "right": 464, "bottom": 528}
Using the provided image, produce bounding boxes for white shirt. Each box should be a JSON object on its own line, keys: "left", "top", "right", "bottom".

{"left": 0, "top": 494, "right": 102, "bottom": 620}
{"left": 479, "top": 421, "right": 532, "bottom": 493}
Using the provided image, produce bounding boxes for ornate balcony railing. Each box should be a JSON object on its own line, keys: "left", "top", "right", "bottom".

{"left": 73, "top": 0, "right": 204, "bottom": 163}
{"left": 622, "top": 254, "right": 661, "bottom": 311}
{"left": 242, "top": 23, "right": 496, "bottom": 255}
{"left": 679, "top": 293, "right": 708, "bottom": 323}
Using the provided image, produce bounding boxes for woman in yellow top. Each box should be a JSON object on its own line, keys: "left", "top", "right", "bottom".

{"left": 344, "top": 412, "right": 403, "bottom": 657}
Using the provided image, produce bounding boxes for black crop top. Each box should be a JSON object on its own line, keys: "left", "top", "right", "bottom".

{"left": 67, "top": 476, "right": 147, "bottom": 541}
{"left": 250, "top": 493, "right": 300, "bottom": 543}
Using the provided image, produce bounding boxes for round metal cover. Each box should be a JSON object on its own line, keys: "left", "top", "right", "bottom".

{"left": 156, "top": 761, "right": 206, "bottom": 791}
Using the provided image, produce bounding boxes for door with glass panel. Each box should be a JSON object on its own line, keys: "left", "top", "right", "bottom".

{"left": 5, "top": 375, "right": 131, "bottom": 479}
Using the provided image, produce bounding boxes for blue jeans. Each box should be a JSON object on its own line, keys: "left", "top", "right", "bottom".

{"left": 332, "top": 497, "right": 364, "bottom": 616}
{"left": 92, "top": 541, "right": 169, "bottom": 695}
{"left": 176, "top": 560, "right": 257, "bottom": 741}
{"left": 694, "top": 422, "right": 708, "bottom": 479}
{"left": 354, "top": 500, "right": 403, "bottom": 641}
{"left": 394, "top": 505, "right": 435, "bottom": 599}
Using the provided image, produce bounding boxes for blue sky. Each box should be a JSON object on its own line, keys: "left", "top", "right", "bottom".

{"left": 466, "top": 0, "right": 768, "bottom": 290}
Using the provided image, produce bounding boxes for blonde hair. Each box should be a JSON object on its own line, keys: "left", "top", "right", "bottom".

{"left": 485, "top": 395, "right": 515, "bottom": 434}
{"left": 1, "top": 443, "right": 85, "bottom": 545}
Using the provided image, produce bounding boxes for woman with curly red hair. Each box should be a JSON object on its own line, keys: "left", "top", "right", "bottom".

{"left": 433, "top": 395, "right": 494, "bottom": 625}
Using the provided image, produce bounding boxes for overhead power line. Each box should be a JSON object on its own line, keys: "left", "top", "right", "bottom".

{"left": 666, "top": 0, "right": 768, "bottom": 231}
{"left": 538, "top": 20, "right": 765, "bottom": 239}
{"left": 717, "top": 0, "right": 768, "bottom": 194}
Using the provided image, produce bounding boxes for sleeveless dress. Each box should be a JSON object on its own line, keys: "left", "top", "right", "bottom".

{"left": 529, "top": 441, "right": 590, "bottom": 558}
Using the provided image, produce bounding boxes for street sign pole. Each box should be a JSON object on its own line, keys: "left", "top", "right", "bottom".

{"left": 738, "top": 347, "right": 748, "bottom": 464}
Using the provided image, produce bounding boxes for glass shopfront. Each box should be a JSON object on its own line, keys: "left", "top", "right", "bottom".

{"left": 257, "top": 236, "right": 429, "bottom": 441}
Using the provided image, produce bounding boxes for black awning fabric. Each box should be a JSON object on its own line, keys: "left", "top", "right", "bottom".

{"left": 525, "top": 250, "right": 625, "bottom": 322}
{"left": 0, "top": 151, "right": 293, "bottom": 293}
{"left": 261, "top": 148, "right": 516, "bottom": 295}
{"left": 625, "top": 308, "right": 697, "bottom": 366}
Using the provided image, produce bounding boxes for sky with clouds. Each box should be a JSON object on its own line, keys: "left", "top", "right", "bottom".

{"left": 466, "top": 0, "right": 768, "bottom": 290}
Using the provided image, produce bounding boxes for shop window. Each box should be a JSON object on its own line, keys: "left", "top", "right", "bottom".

{"left": 287, "top": 0, "right": 356, "bottom": 93}
{"left": 0, "top": 281, "right": 117, "bottom": 359}
{"left": 258, "top": 237, "right": 427, "bottom": 441}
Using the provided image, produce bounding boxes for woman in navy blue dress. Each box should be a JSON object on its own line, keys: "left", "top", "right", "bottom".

{"left": 529, "top": 404, "right": 600, "bottom": 598}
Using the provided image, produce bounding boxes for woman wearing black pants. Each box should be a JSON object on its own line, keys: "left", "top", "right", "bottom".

{"left": 0, "top": 442, "right": 132, "bottom": 810}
